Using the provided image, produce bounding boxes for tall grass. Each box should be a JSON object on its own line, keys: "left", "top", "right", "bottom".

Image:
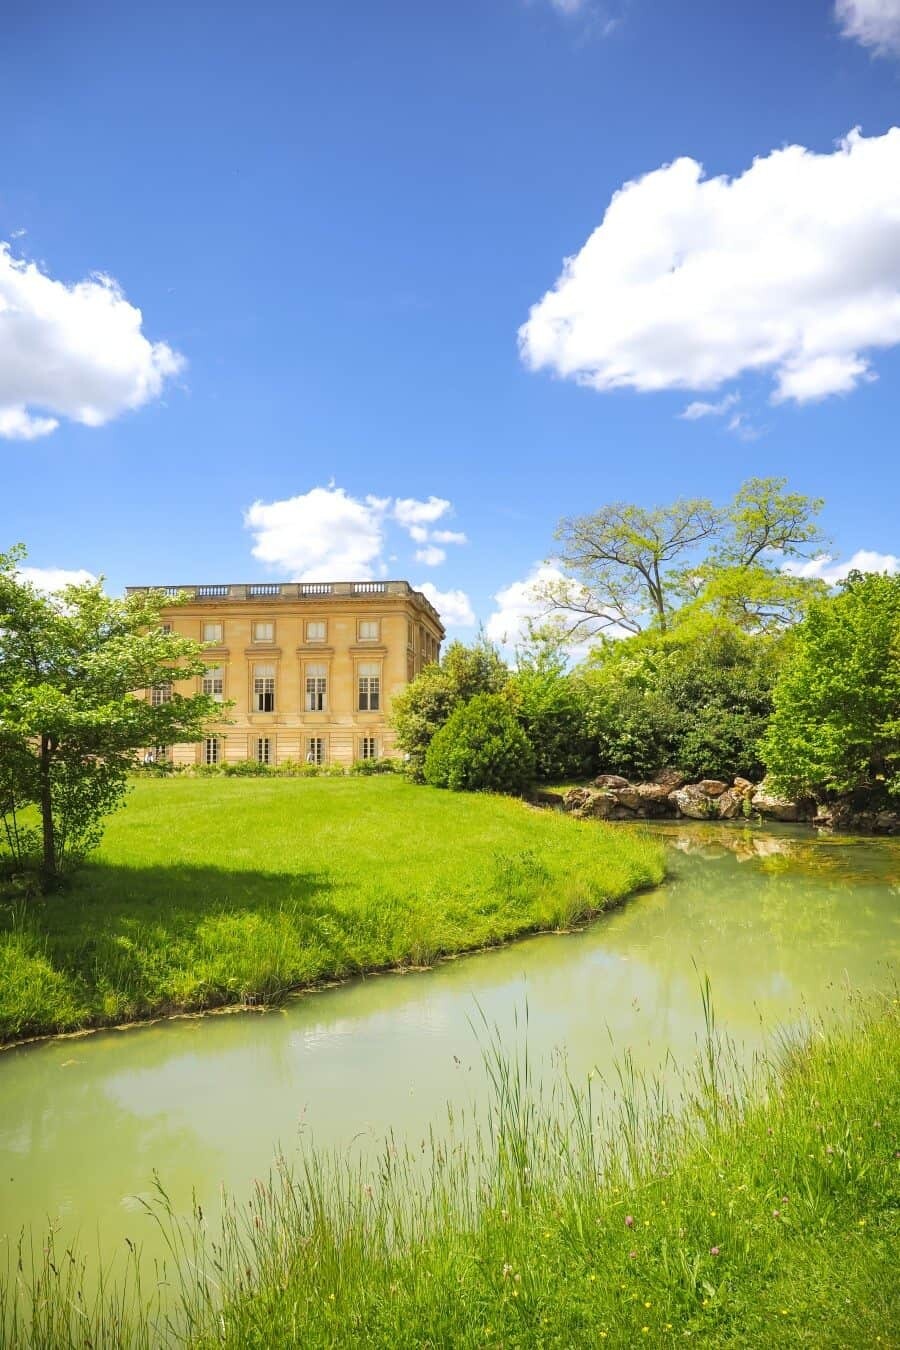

{"left": 3, "top": 990, "right": 897, "bottom": 1347}
{"left": 0, "top": 777, "right": 665, "bottom": 1043}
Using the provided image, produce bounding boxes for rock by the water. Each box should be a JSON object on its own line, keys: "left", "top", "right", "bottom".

{"left": 594, "top": 774, "right": 632, "bottom": 790}
{"left": 751, "top": 787, "right": 809, "bottom": 822}
{"left": 716, "top": 788, "right": 743, "bottom": 819}
{"left": 698, "top": 779, "right": 728, "bottom": 797}
{"left": 652, "top": 768, "right": 686, "bottom": 791}
{"left": 670, "top": 783, "right": 720, "bottom": 819}
{"left": 635, "top": 781, "right": 672, "bottom": 803}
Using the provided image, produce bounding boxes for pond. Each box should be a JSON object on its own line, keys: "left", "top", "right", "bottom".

{"left": 1, "top": 822, "right": 898, "bottom": 1283}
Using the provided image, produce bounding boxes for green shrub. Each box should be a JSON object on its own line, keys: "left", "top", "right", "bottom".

{"left": 424, "top": 693, "right": 535, "bottom": 794}
{"left": 350, "top": 757, "right": 399, "bottom": 775}
{"left": 221, "top": 759, "right": 271, "bottom": 777}
{"left": 391, "top": 638, "right": 509, "bottom": 779}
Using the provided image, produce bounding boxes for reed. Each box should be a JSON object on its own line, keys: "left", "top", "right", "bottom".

{"left": 2, "top": 989, "right": 897, "bottom": 1347}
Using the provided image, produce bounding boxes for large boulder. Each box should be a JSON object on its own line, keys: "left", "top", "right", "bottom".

{"left": 751, "top": 785, "right": 810, "bottom": 822}
{"left": 697, "top": 779, "right": 728, "bottom": 797}
{"left": 563, "top": 787, "right": 619, "bottom": 819}
{"left": 635, "top": 781, "right": 673, "bottom": 804}
{"left": 614, "top": 787, "right": 645, "bottom": 812}
{"left": 716, "top": 788, "right": 744, "bottom": 819}
{"left": 594, "top": 773, "right": 632, "bottom": 790}
{"left": 670, "top": 783, "right": 720, "bottom": 819}
{"left": 732, "top": 777, "right": 755, "bottom": 797}
{"left": 652, "top": 768, "right": 687, "bottom": 791}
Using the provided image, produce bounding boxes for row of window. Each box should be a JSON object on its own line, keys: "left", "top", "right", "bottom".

{"left": 192, "top": 618, "right": 388, "bottom": 646}
{"left": 201, "top": 736, "right": 379, "bottom": 766}
{"left": 153, "top": 663, "right": 381, "bottom": 713}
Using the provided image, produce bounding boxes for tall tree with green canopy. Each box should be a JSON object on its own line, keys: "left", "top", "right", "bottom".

{"left": 761, "top": 570, "right": 900, "bottom": 802}
{"left": 540, "top": 477, "right": 827, "bottom": 641}
{"left": 0, "top": 546, "right": 221, "bottom": 887}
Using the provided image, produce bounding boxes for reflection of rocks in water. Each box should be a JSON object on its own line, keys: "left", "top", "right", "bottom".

{"left": 662, "top": 824, "right": 794, "bottom": 862}
{"left": 656, "top": 821, "right": 900, "bottom": 884}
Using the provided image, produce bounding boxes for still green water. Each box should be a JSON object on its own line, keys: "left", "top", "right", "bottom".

{"left": 1, "top": 823, "right": 898, "bottom": 1279}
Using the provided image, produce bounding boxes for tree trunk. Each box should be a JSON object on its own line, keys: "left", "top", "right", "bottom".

{"left": 39, "top": 733, "right": 57, "bottom": 888}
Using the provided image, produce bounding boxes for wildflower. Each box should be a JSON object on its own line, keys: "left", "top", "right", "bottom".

{"left": 710, "top": 1246, "right": 720, "bottom": 1257}
{"left": 629, "top": 1249, "right": 638, "bottom": 1259}
{"left": 642, "top": 1327, "right": 650, "bottom": 1334}
{"left": 709, "top": 1210, "right": 716, "bottom": 1217}
{"left": 645, "top": 1300, "right": 652, "bottom": 1308}
{"left": 772, "top": 1209, "right": 780, "bottom": 1218}
{"left": 502, "top": 1263, "right": 513, "bottom": 1279}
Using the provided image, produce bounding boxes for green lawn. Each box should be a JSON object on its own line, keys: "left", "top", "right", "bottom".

{"left": 0, "top": 776, "right": 665, "bottom": 1042}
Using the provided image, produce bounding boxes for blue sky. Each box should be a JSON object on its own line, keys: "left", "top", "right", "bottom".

{"left": 1, "top": 0, "right": 898, "bottom": 642}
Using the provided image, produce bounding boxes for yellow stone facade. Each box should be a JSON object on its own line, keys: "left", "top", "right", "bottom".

{"left": 126, "top": 580, "right": 444, "bottom": 767}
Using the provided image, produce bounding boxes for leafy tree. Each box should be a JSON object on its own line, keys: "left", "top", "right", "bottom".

{"left": 424, "top": 693, "right": 535, "bottom": 794}
{"left": 579, "top": 620, "right": 783, "bottom": 782}
{"left": 761, "top": 571, "right": 900, "bottom": 802}
{"left": 391, "top": 636, "right": 508, "bottom": 779}
{"left": 0, "top": 547, "right": 221, "bottom": 887}
{"left": 507, "top": 628, "right": 592, "bottom": 781}
{"left": 540, "top": 478, "right": 826, "bottom": 641}
{"left": 545, "top": 496, "right": 720, "bottom": 637}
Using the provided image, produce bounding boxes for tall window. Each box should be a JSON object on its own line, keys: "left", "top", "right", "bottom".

{"left": 256, "top": 736, "right": 271, "bottom": 765}
{"left": 151, "top": 682, "right": 172, "bottom": 706}
{"left": 252, "top": 621, "right": 274, "bottom": 643}
{"left": 358, "top": 619, "right": 380, "bottom": 642}
{"left": 306, "top": 620, "right": 326, "bottom": 642}
{"left": 305, "top": 662, "right": 327, "bottom": 711}
{"left": 204, "top": 737, "right": 220, "bottom": 765}
{"left": 306, "top": 736, "right": 325, "bottom": 765}
{"left": 253, "top": 662, "right": 276, "bottom": 712}
{"left": 202, "top": 621, "right": 223, "bottom": 644}
{"left": 161, "top": 623, "right": 172, "bottom": 635}
{"left": 202, "top": 666, "right": 224, "bottom": 701}
{"left": 358, "top": 662, "right": 380, "bottom": 712}
{"left": 360, "top": 736, "right": 378, "bottom": 760}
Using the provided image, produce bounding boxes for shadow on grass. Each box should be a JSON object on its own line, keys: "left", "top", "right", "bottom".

{"left": 1, "top": 863, "right": 357, "bottom": 1041}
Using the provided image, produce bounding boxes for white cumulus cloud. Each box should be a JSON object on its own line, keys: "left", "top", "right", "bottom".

{"left": 679, "top": 393, "right": 740, "bottom": 420}
{"left": 415, "top": 583, "right": 476, "bottom": 628}
{"left": 783, "top": 548, "right": 899, "bottom": 584}
{"left": 431, "top": 529, "right": 468, "bottom": 545}
{"left": 18, "top": 566, "right": 99, "bottom": 592}
{"left": 519, "top": 127, "right": 900, "bottom": 405}
{"left": 393, "top": 496, "right": 451, "bottom": 528}
{"left": 835, "top": 0, "right": 900, "bottom": 56}
{"left": 0, "top": 242, "right": 184, "bottom": 441}
{"left": 245, "top": 486, "right": 389, "bottom": 580}
{"left": 415, "top": 545, "right": 447, "bottom": 567}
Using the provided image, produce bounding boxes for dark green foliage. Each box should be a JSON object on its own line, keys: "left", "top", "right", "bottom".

{"left": 391, "top": 636, "right": 508, "bottom": 779}
{"left": 507, "top": 644, "right": 593, "bottom": 781}
{"left": 762, "top": 570, "right": 900, "bottom": 801}
{"left": 424, "top": 693, "right": 535, "bottom": 793}
{"left": 580, "top": 622, "right": 782, "bottom": 781}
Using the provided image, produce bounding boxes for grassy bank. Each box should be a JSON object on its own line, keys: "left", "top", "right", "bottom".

{"left": 4, "top": 995, "right": 897, "bottom": 1347}
{"left": 0, "top": 777, "right": 664, "bottom": 1043}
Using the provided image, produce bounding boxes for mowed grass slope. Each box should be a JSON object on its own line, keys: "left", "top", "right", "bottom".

{"left": 0, "top": 776, "right": 665, "bottom": 1041}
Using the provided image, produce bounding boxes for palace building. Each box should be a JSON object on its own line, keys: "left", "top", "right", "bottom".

{"left": 127, "top": 579, "right": 444, "bottom": 768}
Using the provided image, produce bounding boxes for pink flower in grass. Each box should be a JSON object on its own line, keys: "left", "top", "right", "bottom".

{"left": 624, "top": 1215, "right": 635, "bottom": 1228}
